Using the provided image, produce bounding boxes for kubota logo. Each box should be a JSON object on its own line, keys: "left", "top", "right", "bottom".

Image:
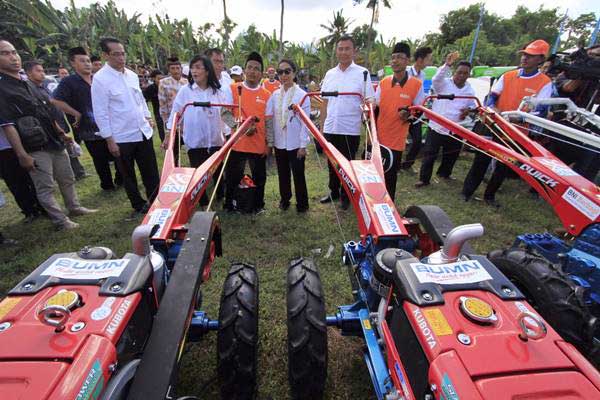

{"left": 412, "top": 308, "right": 437, "bottom": 349}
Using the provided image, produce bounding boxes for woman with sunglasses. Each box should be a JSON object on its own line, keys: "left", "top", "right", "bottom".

{"left": 266, "top": 59, "right": 310, "bottom": 212}
{"left": 164, "top": 55, "right": 227, "bottom": 205}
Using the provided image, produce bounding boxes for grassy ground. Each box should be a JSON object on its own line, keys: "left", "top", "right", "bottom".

{"left": 0, "top": 138, "right": 559, "bottom": 399}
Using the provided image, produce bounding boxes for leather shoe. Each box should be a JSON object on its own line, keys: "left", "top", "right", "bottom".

{"left": 414, "top": 181, "right": 429, "bottom": 188}
{"left": 320, "top": 194, "right": 338, "bottom": 204}
{"left": 484, "top": 198, "right": 501, "bottom": 208}
{"left": 340, "top": 198, "right": 350, "bottom": 210}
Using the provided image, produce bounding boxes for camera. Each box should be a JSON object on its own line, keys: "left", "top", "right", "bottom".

{"left": 548, "top": 48, "right": 600, "bottom": 81}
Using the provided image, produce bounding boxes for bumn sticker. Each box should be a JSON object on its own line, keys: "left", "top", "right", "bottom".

{"left": 373, "top": 203, "right": 402, "bottom": 235}
{"left": 410, "top": 260, "right": 492, "bottom": 285}
{"left": 148, "top": 208, "right": 172, "bottom": 237}
{"left": 41, "top": 258, "right": 130, "bottom": 280}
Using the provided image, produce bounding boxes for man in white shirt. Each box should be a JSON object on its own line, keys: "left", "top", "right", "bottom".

{"left": 91, "top": 37, "right": 159, "bottom": 215}
{"left": 319, "top": 35, "right": 375, "bottom": 210}
{"left": 402, "top": 46, "right": 433, "bottom": 171}
{"left": 205, "top": 48, "right": 232, "bottom": 139}
{"left": 415, "top": 53, "right": 476, "bottom": 188}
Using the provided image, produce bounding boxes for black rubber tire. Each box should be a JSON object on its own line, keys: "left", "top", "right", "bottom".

{"left": 217, "top": 263, "right": 259, "bottom": 400}
{"left": 488, "top": 248, "right": 600, "bottom": 366}
{"left": 286, "top": 258, "right": 327, "bottom": 400}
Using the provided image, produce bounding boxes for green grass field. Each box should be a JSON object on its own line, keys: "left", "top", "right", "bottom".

{"left": 0, "top": 138, "right": 559, "bottom": 399}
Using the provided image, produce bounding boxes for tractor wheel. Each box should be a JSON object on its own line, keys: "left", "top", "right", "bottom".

{"left": 287, "top": 258, "right": 327, "bottom": 400}
{"left": 488, "top": 248, "right": 600, "bottom": 366}
{"left": 217, "top": 263, "right": 259, "bottom": 400}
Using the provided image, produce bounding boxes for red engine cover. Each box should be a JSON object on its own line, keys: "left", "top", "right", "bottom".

{"left": 402, "top": 290, "right": 600, "bottom": 399}
{"left": 0, "top": 287, "right": 140, "bottom": 399}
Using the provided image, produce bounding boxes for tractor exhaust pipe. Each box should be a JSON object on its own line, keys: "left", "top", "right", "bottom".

{"left": 441, "top": 223, "right": 484, "bottom": 262}
{"left": 132, "top": 224, "right": 156, "bottom": 256}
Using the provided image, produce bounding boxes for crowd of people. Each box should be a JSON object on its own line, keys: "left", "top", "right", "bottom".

{"left": 0, "top": 34, "right": 598, "bottom": 245}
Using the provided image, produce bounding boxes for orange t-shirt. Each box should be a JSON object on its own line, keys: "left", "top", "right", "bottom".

{"left": 496, "top": 70, "right": 551, "bottom": 112}
{"left": 376, "top": 76, "right": 422, "bottom": 151}
{"left": 230, "top": 82, "right": 271, "bottom": 154}
{"left": 262, "top": 79, "right": 281, "bottom": 93}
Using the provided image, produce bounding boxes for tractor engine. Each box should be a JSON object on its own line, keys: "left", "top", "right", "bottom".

{"left": 0, "top": 226, "right": 165, "bottom": 400}
{"left": 382, "top": 245, "right": 600, "bottom": 399}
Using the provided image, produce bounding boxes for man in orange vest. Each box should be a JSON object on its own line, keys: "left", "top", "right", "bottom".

{"left": 375, "top": 42, "right": 425, "bottom": 200}
{"left": 262, "top": 66, "right": 281, "bottom": 93}
{"left": 462, "top": 39, "right": 552, "bottom": 207}
{"left": 224, "top": 51, "right": 273, "bottom": 214}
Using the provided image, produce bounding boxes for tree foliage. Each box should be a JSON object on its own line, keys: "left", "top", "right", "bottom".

{"left": 0, "top": 0, "right": 596, "bottom": 76}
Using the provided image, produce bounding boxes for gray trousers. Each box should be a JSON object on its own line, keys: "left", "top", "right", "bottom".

{"left": 28, "top": 149, "right": 81, "bottom": 225}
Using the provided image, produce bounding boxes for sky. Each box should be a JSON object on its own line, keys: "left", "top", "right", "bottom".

{"left": 50, "top": 0, "right": 598, "bottom": 45}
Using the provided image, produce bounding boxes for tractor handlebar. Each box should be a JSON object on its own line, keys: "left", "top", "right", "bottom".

{"left": 424, "top": 94, "right": 482, "bottom": 108}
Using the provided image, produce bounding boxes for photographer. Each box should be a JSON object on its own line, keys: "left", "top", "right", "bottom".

{"left": 0, "top": 40, "right": 97, "bottom": 230}
{"left": 551, "top": 44, "right": 600, "bottom": 181}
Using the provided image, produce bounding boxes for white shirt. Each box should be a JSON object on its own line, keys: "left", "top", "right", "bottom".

{"left": 321, "top": 62, "right": 375, "bottom": 136}
{"left": 219, "top": 72, "right": 233, "bottom": 136}
{"left": 491, "top": 69, "right": 553, "bottom": 100}
{"left": 406, "top": 65, "right": 425, "bottom": 81}
{"left": 428, "top": 64, "right": 476, "bottom": 135}
{"left": 91, "top": 64, "right": 153, "bottom": 143}
{"left": 167, "top": 83, "right": 227, "bottom": 149}
{"left": 220, "top": 71, "right": 233, "bottom": 88}
{"left": 266, "top": 84, "right": 311, "bottom": 150}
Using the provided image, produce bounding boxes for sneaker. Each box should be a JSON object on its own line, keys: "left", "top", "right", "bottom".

{"left": 56, "top": 219, "right": 80, "bottom": 230}
{"left": 0, "top": 237, "right": 18, "bottom": 246}
{"left": 22, "top": 214, "right": 38, "bottom": 224}
{"left": 75, "top": 173, "right": 91, "bottom": 181}
{"left": 438, "top": 175, "right": 456, "bottom": 181}
{"left": 69, "top": 207, "right": 99, "bottom": 217}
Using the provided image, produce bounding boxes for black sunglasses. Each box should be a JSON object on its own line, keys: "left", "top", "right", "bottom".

{"left": 277, "top": 68, "right": 293, "bottom": 75}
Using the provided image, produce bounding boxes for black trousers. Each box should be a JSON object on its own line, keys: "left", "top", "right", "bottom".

{"left": 324, "top": 133, "right": 360, "bottom": 201}
{"left": 274, "top": 148, "right": 309, "bottom": 210}
{"left": 154, "top": 112, "right": 165, "bottom": 141}
{"left": 85, "top": 140, "right": 122, "bottom": 190}
{"left": 384, "top": 149, "right": 403, "bottom": 201}
{"left": 225, "top": 150, "right": 267, "bottom": 211}
{"left": 115, "top": 136, "right": 160, "bottom": 211}
{"left": 188, "top": 146, "right": 224, "bottom": 206}
{"left": 401, "top": 121, "right": 422, "bottom": 169}
{"left": 419, "top": 128, "right": 463, "bottom": 183}
{"left": 0, "top": 149, "right": 43, "bottom": 217}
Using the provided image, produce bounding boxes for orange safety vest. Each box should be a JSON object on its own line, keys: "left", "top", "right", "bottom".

{"left": 262, "top": 79, "right": 281, "bottom": 94}
{"left": 496, "top": 70, "right": 551, "bottom": 112}
{"left": 230, "top": 82, "right": 271, "bottom": 154}
{"left": 376, "top": 75, "right": 422, "bottom": 151}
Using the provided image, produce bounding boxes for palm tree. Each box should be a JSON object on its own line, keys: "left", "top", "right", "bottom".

{"left": 353, "top": 0, "right": 392, "bottom": 69}
{"left": 320, "top": 9, "right": 354, "bottom": 65}
{"left": 279, "top": 0, "right": 284, "bottom": 57}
